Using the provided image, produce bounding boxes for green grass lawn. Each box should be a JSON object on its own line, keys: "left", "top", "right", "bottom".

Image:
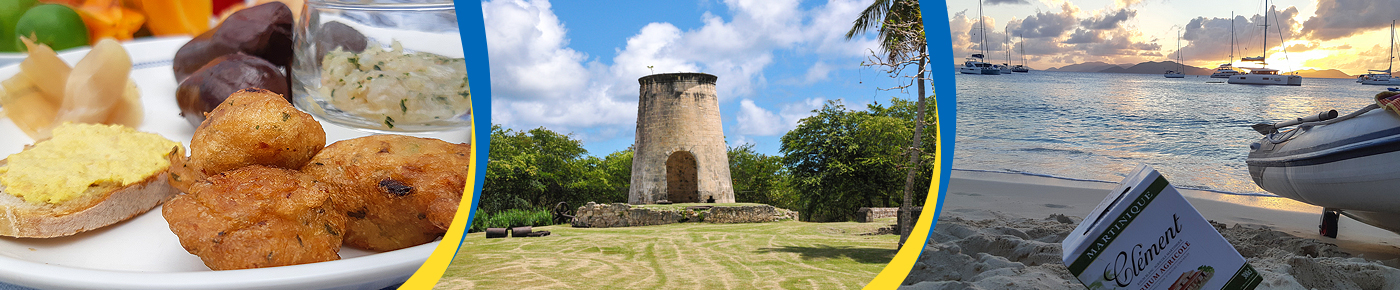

{"left": 435, "top": 218, "right": 899, "bottom": 289}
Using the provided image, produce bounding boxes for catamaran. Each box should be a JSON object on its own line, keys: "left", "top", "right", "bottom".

{"left": 1358, "top": 20, "right": 1399, "bottom": 85}
{"left": 1228, "top": 0, "right": 1302, "bottom": 86}
{"left": 960, "top": 0, "right": 1000, "bottom": 75}
{"left": 1212, "top": 12, "right": 1241, "bottom": 78}
{"left": 960, "top": 54, "right": 999, "bottom": 74}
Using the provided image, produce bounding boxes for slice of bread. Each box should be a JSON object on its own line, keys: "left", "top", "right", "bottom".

{"left": 0, "top": 148, "right": 180, "bottom": 238}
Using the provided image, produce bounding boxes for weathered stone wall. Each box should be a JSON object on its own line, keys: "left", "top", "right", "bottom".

{"left": 570, "top": 202, "right": 685, "bottom": 228}
{"left": 629, "top": 73, "right": 735, "bottom": 204}
{"left": 855, "top": 207, "right": 899, "bottom": 223}
{"left": 572, "top": 203, "right": 797, "bottom": 228}
{"left": 707, "top": 206, "right": 800, "bottom": 224}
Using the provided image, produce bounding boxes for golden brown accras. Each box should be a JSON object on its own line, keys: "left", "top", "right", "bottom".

{"left": 168, "top": 88, "right": 325, "bottom": 193}
{"left": 163, "top": 165, "right": 346, "bottom": 270}
{"left": 301, "top": 135, "right": 470, "bottom": 251}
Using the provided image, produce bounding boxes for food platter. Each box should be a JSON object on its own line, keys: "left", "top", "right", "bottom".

{"left": 0, "top": 37, "right": 469, "bottom": 289}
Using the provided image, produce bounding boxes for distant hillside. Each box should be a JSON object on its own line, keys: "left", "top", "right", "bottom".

{"left": 1291, "top": 69, "right": 1354, "bottom": 79}
{"left": 1046, "top": 62, "right": 1121, "bottom": 72}
{"left": 1104, "top": 61, "right": 1213, "bottom": 75}
{"left": 1047, "top": 61, "right": 1212, "bottom": 75}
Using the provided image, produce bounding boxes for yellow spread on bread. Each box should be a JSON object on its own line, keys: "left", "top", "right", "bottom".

{"left": 0, "top": 123, "right": 179, "bottom": 204}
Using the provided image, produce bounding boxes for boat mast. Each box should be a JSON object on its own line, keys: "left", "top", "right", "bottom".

{"left": 1178, "top": 30, "right": 1184, "bottom": 72}
{"left": 1389, "top": 20, "right": 1394, "bottom": 74}
{"left": 1005, "top": 26, "right": 1011, "bottom": 66}
{"left": 1261, "top": 0, "right": 1269, "bottom": 68}
{"left": 1020, "top": 33, "right": 1026, "bottom": 66}
{"left": 979, "top": 0, "right": 986, "bottom": 60}
{"left": 1230, "top": 11, "right": 1235, "bottom": 67}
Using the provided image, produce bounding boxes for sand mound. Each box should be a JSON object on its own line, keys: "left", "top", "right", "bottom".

{"left": 901, "top": 210, "right": 1400, "bottom": 290}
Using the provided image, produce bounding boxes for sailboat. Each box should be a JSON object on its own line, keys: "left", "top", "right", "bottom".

{"left": 1165, "top": 30, "right": 1186, "bottom": 78}
{"left": 1357, "top": 20, "right": 1400, "bottom": 85}
{"left": 1228, "top": 0, "right": 1302, "bottom": 85}
{"left": 959, "top": 0, "right": 1000, "bottom": 75}
{"left": 999, "top": 26, "right": 1013, "bottom": 74}
{"left": 1211, "top": 12, "right": 1242, "bottom": 78}
{"left": 1012, "top": 33, "right": 1030, "bottom": 73}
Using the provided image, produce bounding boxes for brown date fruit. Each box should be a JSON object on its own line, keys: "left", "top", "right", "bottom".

{"left": 176, "top": 53, "right": 290, "bottom": 127}
{"left": 172, "top": 2, "right": 294, "bottom": 82}
{"left": 314, "top": 21, "right": 369, "bottom": 66}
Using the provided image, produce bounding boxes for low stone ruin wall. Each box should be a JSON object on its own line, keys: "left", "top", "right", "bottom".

{"left": 569, "top": 203, "right": 684, "bottom": 228}
{"left": 855, "top": 207, "right": 898, "bottom": 223}
{"left": 571, "top": 202, "right": 799, "bottom": 228}
{"left": 707, "top": 205, "right": 800, "bottom": 224}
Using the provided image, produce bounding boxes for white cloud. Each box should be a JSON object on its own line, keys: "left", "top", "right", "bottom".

{"left": 734, "top": 97, "right": 828, "bottom": 136}
{"left": 485, "top": 0, "right": 884, "bottom": 139}
{"left": 802, "top": 0, "right": 883, "bottom": 57}
{"left": 730, "top": 135, "right": 756, "bottom": 148}
{"left": 803, "top": 61, "right": 834, "bottom": 83}
{"left": 481, "top": 0, "right": 588, "bottom": 101}
{"left": 736, "top": 99, "right": 784, "bottom": 135}
{"left": 779, "top": 97, "right": 827, "bottom": 129}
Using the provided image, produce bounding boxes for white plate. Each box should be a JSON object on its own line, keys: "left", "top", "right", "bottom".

{"left": 0, "top": 53, "right": 22, "bottom": 69}
{"left": 0, "top": 37, "right": 469, "bottom": 289}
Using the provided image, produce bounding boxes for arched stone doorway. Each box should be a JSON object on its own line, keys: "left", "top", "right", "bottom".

{"left": 666, "top": 151, "right": 698, "bottom": 203}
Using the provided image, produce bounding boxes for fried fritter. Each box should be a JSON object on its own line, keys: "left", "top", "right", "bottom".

{"left": 301, "top": 135, "right": 470, "bottom": 251}
{"left": 168, "top": 88, "right": 325, "bottom": 193}
{"left": 163, "top": 165, "right": 346, "bottom": 270}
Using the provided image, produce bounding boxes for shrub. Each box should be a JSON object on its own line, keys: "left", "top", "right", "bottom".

{"left": 470, "top": 208, "right": 554, "bottom": 232}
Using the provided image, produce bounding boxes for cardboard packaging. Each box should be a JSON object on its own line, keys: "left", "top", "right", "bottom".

{"left": 1061, "top": 165, "right": 1262, "bottom": 290}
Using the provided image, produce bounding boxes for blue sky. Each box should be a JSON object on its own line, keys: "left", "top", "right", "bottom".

{"left": 482, "top": 0, "right": 925, "bottom": 156}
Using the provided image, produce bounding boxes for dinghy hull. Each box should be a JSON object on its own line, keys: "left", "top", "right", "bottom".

{"left": 1248, "top": 108, "right": 1400, "bottom": 231}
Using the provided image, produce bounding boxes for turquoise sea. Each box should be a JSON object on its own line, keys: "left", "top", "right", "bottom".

{"left": 954, "top": 71, "right": 1394, "bottom": 196}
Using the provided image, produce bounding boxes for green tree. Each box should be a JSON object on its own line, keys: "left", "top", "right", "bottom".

{"left": 728, "top": 143, "right": 789, "bottom": 207}
{"left": 781, "top": 101, "right": 912, "bottom": 222}
{"left": 846, "top": 0, "right": 930, "bottom": 245}
{"left": 867, "top": 98, "right": 936, "bottom": 205}
{"left": 480, "top": 125, "right": 632, "bottom": 214}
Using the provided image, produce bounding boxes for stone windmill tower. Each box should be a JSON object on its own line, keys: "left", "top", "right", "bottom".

{"left": 628, "top": 73, "right": 735, "bottom": 204}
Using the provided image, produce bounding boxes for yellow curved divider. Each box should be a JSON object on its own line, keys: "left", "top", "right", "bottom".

{"left": 862, "top": 112, "right": 944, "bottom": 289}
{"left": 398, "top": 123, "right": 477, "bottom": 289}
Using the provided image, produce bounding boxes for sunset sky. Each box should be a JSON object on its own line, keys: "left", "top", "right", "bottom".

{"left": 945, "top": 0, "right": 1399, "bottom": 75}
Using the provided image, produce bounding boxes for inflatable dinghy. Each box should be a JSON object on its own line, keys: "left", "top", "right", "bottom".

{"left": 1247, "top": 91, "right": 1400, "bottom": 237}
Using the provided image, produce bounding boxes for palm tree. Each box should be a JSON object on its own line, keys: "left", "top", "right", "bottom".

{"left": 845, "top": 0, "right": 928, "bottom": 247}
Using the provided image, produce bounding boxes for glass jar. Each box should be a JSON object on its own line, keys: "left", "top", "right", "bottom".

{"left": 292, "top": 0, "right": 469, "bottom": 132}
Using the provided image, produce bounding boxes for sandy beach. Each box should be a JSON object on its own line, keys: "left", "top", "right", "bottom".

{"left": 901, "top": 170, "right": 1400, "bottom": 289}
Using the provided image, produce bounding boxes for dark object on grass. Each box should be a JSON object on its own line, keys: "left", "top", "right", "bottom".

{"left": 511, "top": 226, "right": 532, "bottom": 237}
{"left": 552, "top": 202, "right": 575, "bottom": 225}
{"left": 485, "top": 228, "right": 507, "bottom": 238}
{"left": 657, "top": 200, "right": 672, "bottom": 205}
{"left": 525, "top": 231, "right": 551, "bottom": 237}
